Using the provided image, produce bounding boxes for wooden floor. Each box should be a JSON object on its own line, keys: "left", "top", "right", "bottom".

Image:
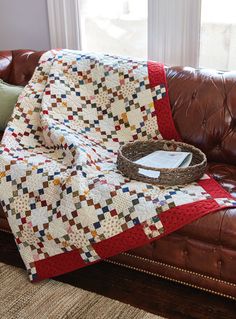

{"left": 1, "top": 231, "right": 235, "bottom": 319}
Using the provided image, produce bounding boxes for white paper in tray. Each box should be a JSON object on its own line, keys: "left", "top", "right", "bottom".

{"left": 135, "top": 150, "right": 192, "bottom": 169}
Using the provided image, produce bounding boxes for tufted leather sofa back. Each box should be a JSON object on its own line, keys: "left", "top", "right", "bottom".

{"left": 0, "top": 50, "right": 236, "bottom": 165}
{"left": 166, "top": 67, "right": 236, "bottom": 166}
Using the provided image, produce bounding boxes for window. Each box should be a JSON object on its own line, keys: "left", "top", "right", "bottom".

{"left": 79, "top": 0, "right": 147, "bottom": 59}
{"left": 47, "top": 0, "right": 236, "bottom": 70}
{"left": 47, "top": 0, "right": 200, "bottom": 66}
{"left": 199, "top": 0, "right": 236, "bottom": 70}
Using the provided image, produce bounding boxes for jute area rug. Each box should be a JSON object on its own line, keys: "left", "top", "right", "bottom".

{"left": 0, "top": 262, "right": 163, "bottom": 319}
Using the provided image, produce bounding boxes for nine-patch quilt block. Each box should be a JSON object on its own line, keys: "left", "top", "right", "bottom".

{"left": 0, "top": 50, "right": 235, "bottom": 281}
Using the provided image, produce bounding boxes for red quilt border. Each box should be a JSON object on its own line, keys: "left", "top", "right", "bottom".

{"left": 34, "top": 175, "right": 236, "bottom": 282}
{"left": 147, "top": 61, "right": 181, "bottom": 141}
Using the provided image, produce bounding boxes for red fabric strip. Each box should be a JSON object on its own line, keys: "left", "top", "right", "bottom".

{"left": 35, "top": 249, "right": 86, "bottom": 281}
{"left": 147, "top": 61, "right": 181, "bottom": 141}
{"left": 34, "top": 175, "right": 236, "bottom": 282}
{"left": 198, "top": 175, "right": 235, "bottom": 199}
{"left": 93, "top": 224, "right": 150, "bottom": 259}
{"left": 159, "top": 199, "right": 221, "bottom": 235}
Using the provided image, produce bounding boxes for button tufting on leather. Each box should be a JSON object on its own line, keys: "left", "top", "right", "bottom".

{"left": 166, "top": 66, "right": 236, "bottom": 165}
{"left": 230, "top": 118, "right": 236, "bottom": 129}
{"left": 191, "top": 90, "right": 197, "bottom": 98}
{"left": 183, "top": 249, "right": 188, "bottom": 256}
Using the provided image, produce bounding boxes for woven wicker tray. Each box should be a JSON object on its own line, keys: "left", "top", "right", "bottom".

{"left": 117, "top": 140, "right": 207, "bottom": 186}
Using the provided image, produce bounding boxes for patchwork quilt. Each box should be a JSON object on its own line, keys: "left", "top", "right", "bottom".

{"left": 0, "top": 50, "right": 235, "bottom": 281}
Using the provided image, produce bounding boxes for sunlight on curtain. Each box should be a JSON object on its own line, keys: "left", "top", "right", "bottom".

{"left": 79, "top": 0, "right": 147, "bottom": 59}
{"left": 199, "top": 0, "right": 236, "bottom": 70}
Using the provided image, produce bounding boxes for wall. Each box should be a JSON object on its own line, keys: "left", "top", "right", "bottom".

{"left": 0, "top": 0, "right": 50, "bottom": 50}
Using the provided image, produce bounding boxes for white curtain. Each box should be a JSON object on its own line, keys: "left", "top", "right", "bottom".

{"left": 47, "top": 0, "right": 82, "bottom": 50}
{"left": 148, "top": 0, "right": 202, "bottom": 67}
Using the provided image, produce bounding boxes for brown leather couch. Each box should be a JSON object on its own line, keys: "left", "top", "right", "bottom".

{"left": 1, "top": 50, "right": 236, "bottom": 300}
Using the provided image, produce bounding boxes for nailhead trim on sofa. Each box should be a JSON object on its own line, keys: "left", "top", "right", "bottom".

{"left": 106, "top": 253, "right": 236, "bottom": 300}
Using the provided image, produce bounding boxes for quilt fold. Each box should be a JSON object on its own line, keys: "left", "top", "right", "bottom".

{"left": 0, "top": 50, "right": 235, "bottom": 281}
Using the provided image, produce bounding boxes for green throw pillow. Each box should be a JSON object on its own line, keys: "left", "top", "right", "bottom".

{"left": 0, "top": 79, "right": 23, "bottom": 131}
